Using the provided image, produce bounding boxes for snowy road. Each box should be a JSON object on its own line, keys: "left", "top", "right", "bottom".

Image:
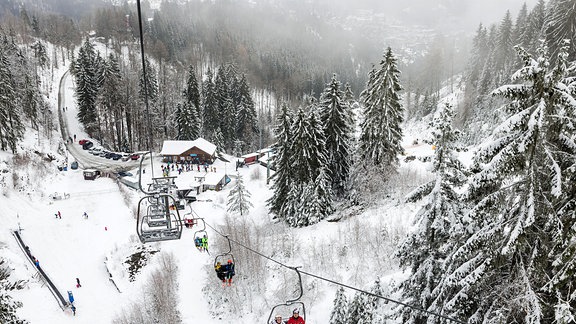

{"left": 57, "top": 71, "right": 142, "bottom": 173}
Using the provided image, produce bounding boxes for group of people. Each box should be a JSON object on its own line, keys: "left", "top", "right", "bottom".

{"left": 160, "top": 160, "right": 217, "bottom": 177}
{"left": 271, "top": 309, "right": 305, "bottom": 324}
{"left": 214, "top": 259, "right": 235, "bottom": 286}
{"left": 194, "top": 235, "right": 208, "bottom": 252}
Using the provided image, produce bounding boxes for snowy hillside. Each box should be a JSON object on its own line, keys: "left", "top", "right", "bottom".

{"left": 0, "top": 51, "right": 451, "bottom": 323}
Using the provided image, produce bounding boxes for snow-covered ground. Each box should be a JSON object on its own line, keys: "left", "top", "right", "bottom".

{"left": 0, "top": 45, "right": 444, "bottom": 323}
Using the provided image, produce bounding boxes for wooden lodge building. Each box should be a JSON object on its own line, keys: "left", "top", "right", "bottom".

{"left": 160, "top": 138, "right": 217, "bottom": 164}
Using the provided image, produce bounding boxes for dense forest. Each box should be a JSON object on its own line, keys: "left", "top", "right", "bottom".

{"left": 1, "top": 0, "right": 576, "bottom": 321}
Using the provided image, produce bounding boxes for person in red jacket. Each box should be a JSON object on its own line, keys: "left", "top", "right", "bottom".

{"left": 286, "top": 308, "right": 305, "bottom": 324}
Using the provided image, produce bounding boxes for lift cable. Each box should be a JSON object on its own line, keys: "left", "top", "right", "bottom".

{"left": 203, "top": 222, "right": 464, "bottom": 324}
{"left": 136, "top": 0, "right": 155, "bottom": 177}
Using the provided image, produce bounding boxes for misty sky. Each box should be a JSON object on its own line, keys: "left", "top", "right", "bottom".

{"left": 306, "top": 0, "right": 540, "bottom": 32}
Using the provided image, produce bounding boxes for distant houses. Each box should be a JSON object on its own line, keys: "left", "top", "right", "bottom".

{"left": 160, "top": 138, "right": 217, "bottom": 164}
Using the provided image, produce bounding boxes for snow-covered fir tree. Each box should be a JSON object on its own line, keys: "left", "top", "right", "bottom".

{"left": 267, "top": 103, "right": 293, "bottom": 217}
{"left": 301, "top": 167, "right": 333, "bottom": 226}
{"left": 0, "top": 47, "right": 24, "bottom": 153}
{"left": 347, "top": 290, "right": 372, "bottom": 324}
{"left": 431, "top": 43, "right": 576, "bottom": 322}
{"left": 359, "top": 47, "right": 404, "bottom": 170}
{"left": 73, "top": 38, "right": 102, "bottom": 137}
{"left": 183, "top": 65, "right": 201, "bottom": 119}
{"left": 280, "top": 106, "right": 330, "bottom": 227}
{"left": 0, "top": 258, "right": 27, "bottom": 324}
{"left": 545, "top": 0, "right": 576, "bottom": 61}
{"left": 235, "top": 74, "right": 258, "bottom": 152}
{"left": 202, "top": 68, "right": 219, "bottom": 141}
{"left": 329, "top": 287, "right": 348, "bottom": 324}
{"left": 215, "top": 65, "right": 235, "bottom": 150}
{"left": 395, "top": 103, "right": 468, "bottom": 323}
{"left": 98, "top": 53, "right": 124, "bottom": 151}
{"left": 175, "top": 101, "right": 200, "bottom": 140}
{"left": 226, "top": 173, "right": 253, "bottom": 216}
{"left": 290, "top": 106, "right": 327, "bottom": 184}
{"left": 179, "top": 64, "right": 201, "bottom": 141}
{"left": 319, "top": 73, "right": 355, "bottom": 197}
{"left": 357, "top": 279, "right": 386, "bottom": 324}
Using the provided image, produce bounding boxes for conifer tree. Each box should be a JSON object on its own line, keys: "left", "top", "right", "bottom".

{"left": 432, "top": 43, "right": 576, "bottom": 322}
{"left": 0, "top": 258, "right": 27, "bottom": 324}
{"left": 524, "top": 0, "right": 547, "bottom": 53}
{"left": 21, "top": 73, "right": 39, "bottom": 129}
{"left": 495, "top": 10, "right": 514, "bottom": 75}
{"left": 73, "top": 38, "right": 102, "bottom": 137}
{"left": 0, "top": 48, "right": 24, "bottom": 153}
{"left": 139, "top": 57, "right": 158, "bottom": 102}
{"left": 359, "top": 47, "right": 404, "bottom": 170}
{"left": 267, "top": 103, "right": 293, "bottom": 217}
{"left": 301, "top": 167, "right": 333, "bottom": 226}
{"left": 319, "top": 74, "right": 354, "bottom": 197}
{"left": 202, "top": 68, "right": 218, "bottom": 139}
{"left": 360, "top": 279, "right": 385, "bottom": 324}
{"left": 329, "top": 287, "right": 349, "bottom": 324}
{"left": 512, "top": 3, "right": 530, "bottom": 50}
{"left": 290, "top": 107, "right": 327, "bottom": 185}
{"left": 545, "top": 0, "right": 576, "bottom": 62}
{"left": 226, "top": 173, "right": 253, "bottom": 216}
{"left": 395, "top": 103, "right": 468, "bottom": 323}
{"left": 282, "top": 182, "right": 304, "bottom": 227}
{"left": 235, "top": 74, "right": 258, "bottom": 151}
{"left": 347, "top": 292, "right": 368, "bottom": 324}
{"left": 99, "top": 53, "right": 124, "bottom": 150}
{"left": 175, "top": 102, "right": 200, "bottom": 140}
{"left": 214, "top": 65, "right": 235, "bottom": 150}
{"left": 183, "top": 65, "right": 201, "bottom": 118}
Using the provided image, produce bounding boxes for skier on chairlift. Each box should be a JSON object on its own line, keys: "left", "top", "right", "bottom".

{"left": 201, "top": 234, "right": 208, "bottom": 251}
{"left": 223, "top": 259, "right": 235, "bottom": 286}
{"left": 287, "top": 308, "right": 305, "bottom": 324}
{"left": 215, "top": 261, "right": 226, "bottom": 283}
{"left": 195, "top": 237, "right": 203, "bottom": 250}
{"left": 270, "top": 314, "right": 284, "bottom": 324}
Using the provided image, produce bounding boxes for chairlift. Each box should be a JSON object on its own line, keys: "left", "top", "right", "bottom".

{"left": 214, "top": 235, "right": 235, "bottom": 286}
{"left": 267, "top": 267, "right": 306, "bottom": 324}
{"left": 135, "top": 152, "right": 184, "bottom": 243}
{"left": 136, "top": 193, "right": 183, "bottom": 243}
{"left": 193, "top": 218, "right": 209, "bottom": 253}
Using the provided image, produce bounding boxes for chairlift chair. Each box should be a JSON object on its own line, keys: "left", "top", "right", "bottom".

{"left": 135, "top": 152, "right": 183, "bottom": 244}
{"left": 267, "top": 267, "right": 306, "bottom": 324}
{"left": 193, "top": 218, "right": 209, "bottom": 253}
{"left": 214, "top": 236, "right": 235, "bottom": 284}
{"left": 136, "top": 193, "right": 183, "bottom": 244}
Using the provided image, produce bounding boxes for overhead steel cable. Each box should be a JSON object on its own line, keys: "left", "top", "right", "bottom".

{"left": 203, "top": 221, "right": 465, "bottom": 323}
{"left": 136, "top": 0, "right": 155, "bottom": 177}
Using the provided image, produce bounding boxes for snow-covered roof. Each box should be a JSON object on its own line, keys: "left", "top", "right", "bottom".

{"left": 241, "top": 153, "right": 260, "bottom": 159}
{"left": 160, "top": 138, "right": 217, "bottom": 156}
{"left": 203, "top": 172, "right": 225, "bottom": 186}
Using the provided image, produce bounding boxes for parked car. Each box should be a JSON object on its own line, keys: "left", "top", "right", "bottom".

{"left": 121, "top": 154, "right": 131, "bottom": 161}
{"left": 105, "top": 152, "right": 115, "bottom": 159}
{"left": 82, "top": 141, "right": 93, "bottom": 150}
{"left": 70, "top": 161, "right": 79, "bottom": 169}
{"left": 90, "top": 147, "right": 103, "bottom": 155}
{"left": 99, "top": 151, "right": 109, "bottom": 157}
{"left": 117, "top": 171, "right": 133, "bottom": 177}
{"left": 112, "top": 153, "right": 122, "bottom": 160}
{"left": 83, "top": 169, "right": 101, "bottom": 180}
{"left": 79, "top": 139, "right": 89, "bottom": 145}
{"left": 130, "top": 154, "right": 140, "bottom": 160}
